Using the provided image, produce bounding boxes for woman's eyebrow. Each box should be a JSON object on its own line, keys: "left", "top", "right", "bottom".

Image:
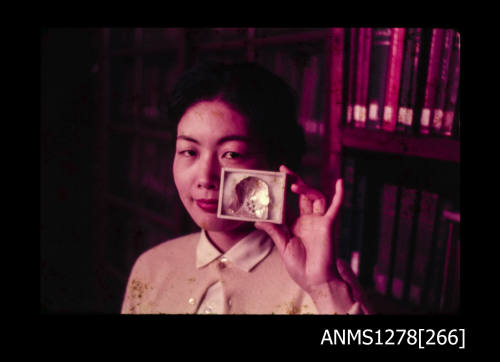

{"left": 176, "top": 135, "right": 199, "bottom": 144}
{"left": 216, "top": 135, "right": 253, "bottom": 145}
{"left": 176, "top": 135, "right": 253, "bottom": 145}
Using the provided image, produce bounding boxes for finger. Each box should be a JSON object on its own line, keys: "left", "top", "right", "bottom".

{"left": 291, "top": 182, "right": 325, "bottom": 200}
{"left": 254, "top": 222, "right": 288, "bottom": 255}
{"left": 283, "top": 165, "right": 312, "bottom": 214}
{"left": 282, "top": 164, "right": 321, "bottom": 199}
{"left": 325, "top": 179, "right": 344, "bottom": 220}
{"left": 292, "top": 183, "right": 327, "bottom": 215}
{"left": 299, "top": 194, "right": 313, "bottom": 214}
{"left": 280, "top": 164, "right": 306, "bottom": 187}
{"left": 312, "top": 198, "right": 327, "bottom": 215}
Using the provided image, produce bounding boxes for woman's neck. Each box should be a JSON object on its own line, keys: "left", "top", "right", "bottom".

{"left": 206, "top": 224, "right": 255, "bottom": 253}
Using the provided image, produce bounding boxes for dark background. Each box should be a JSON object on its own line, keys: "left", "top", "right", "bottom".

{"left": 41, "top": 28, "right": 100, "bottom": 312}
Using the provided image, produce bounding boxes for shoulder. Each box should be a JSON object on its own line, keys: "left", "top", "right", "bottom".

{"left": 133, "top": 231, "right": 201, "bottom": 270}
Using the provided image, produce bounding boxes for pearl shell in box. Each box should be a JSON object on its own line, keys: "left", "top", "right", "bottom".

{"left": 218, "top": 168, "right": 286, "bottom": 224}
{"left": 227, "top": 176, "right": 271, "bottom": 219}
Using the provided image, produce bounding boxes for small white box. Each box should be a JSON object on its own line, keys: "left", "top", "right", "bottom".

{"left": 217, "top": 167, "right": 287, "bottom": 224}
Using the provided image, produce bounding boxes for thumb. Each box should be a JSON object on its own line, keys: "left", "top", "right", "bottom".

{"left": 254, "top": 222, "right": 288, "bottom": 255}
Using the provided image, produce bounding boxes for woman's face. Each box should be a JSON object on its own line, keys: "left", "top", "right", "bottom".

{"left": 173, "top": 100, "right": 268, "bottom": 232}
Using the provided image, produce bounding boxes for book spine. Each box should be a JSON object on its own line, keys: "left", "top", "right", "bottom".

{"left": 373, "top": 184, "right": 398, "bottom": 295}
{"left": 406, "top": 28, "right": 423, "bottom": 132}
{"left": 298, "top": 55, "right": 319, "bottom": 138}
{"left": 391, "top": 187, "right": 417, "bottom": 300}
{"left": 346, "top": 28, "right": 358, "bottom": 126}
{"left": 354, "top": 28, "right": 372, "bottom": 128}
{"left": 397, "top": 28, "right": 422, "bottom": 133}
{"left": 442, "top": 31, "right": 461, "bottom": 137}
{"left": 339, "top": 157, "right": 356, "bottom": 262}
{"left": 431, "top": 29, "right": 455, "bottom": 134}
{"left": 351, "top": 171, "right": 367, "bottom": 276}
{"left": 366, "top": 28, "right": 392, "bottom": 130}
{"left": 382, "top": 28, "right": 406, "bottom": 132}
{"left": 313, "top": 54, "right": 326, "bottom": 138}
{"left": 270, "top": 51, "right": 298, "bottom": 93}
{"left": 453, "top": 90, "right": 460, "bottom": 139}
{"left": 420, "top": 29, "right": 445, "bottom": 135}
{"left": 396, "top": 29, "right": 414, "bottom": 132}
{"left": 422, "top": 198, "right": 454, "bottom": 309}
{"left": 440, "top": 210, "right": 460, "bottom": 312}
{"left": 409, "top": 190, "right": 438, "bottom": 305}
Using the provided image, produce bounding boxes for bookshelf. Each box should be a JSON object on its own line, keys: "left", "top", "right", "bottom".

{"left": 94, "top": 27, "right": 460, "bottom": 314}
{"left": 342, "top": 127, "right": 460, "bottom": 163}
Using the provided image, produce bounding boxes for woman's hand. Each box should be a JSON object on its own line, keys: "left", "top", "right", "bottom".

{"left": 254, "top": 165, "right": 344, "bottom": 293}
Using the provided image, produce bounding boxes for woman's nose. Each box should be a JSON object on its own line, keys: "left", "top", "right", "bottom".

{"left": 197, "top": 154, "right": 220, "bottom": 190}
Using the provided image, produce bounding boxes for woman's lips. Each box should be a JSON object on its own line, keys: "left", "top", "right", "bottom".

{"left": 195, "top": 199, "right": 218, "bottom": 213}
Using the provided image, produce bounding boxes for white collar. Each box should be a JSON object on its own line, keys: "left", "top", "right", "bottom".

{"left": 196, "top": 229, "right": 273, "bottom": 272}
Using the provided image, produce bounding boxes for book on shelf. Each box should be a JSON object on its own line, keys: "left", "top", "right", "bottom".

{"left": 440, "top": 209, "right": 460, "bottom": 312}
{"left": 373, "top": 183, "right": 399, "bottom": 295}
{"left": 442, "top": 31, "right": 461, "bottom": 137}
{"left": 408, "top": 190, "right": 439, "bottom": 305}
{"left": 390, "top": 187, "right": 417, "bottom": 300}
{"left": 337, "top": 156, "right": 367, "bottom": 276}
{"left": 339, "top": 157, "right": 356, "bottom": 262}
{"left": 366, "top": 28, "right": 392, "bottom": 130}
{"left": 396, "top": 28, "right": 422, "bottom": 133}
{"left": 419, "top": 29, "right": 445, "bottom": 135}
{"left": 344, "top": 27, "right": 460, "bottom": 138}
{"left": 298, "top": 55, "right": 320, "bottom": 139}
{"left": 354, "top": 28, "right": 372, "bottom": 128}
{"left": 350, "top": 170, "right": 367, "bottom": 276}
{"left": 346, "top": 28, "right": 358, "bottom": 126}
{"left": 421, "top": 198, "right": 454, "bottom": 310}
{"left": 452, "top": 90, "right": 461, "bottom": 139}
{"left": 272, "top": 50, "right": 301, "bottom": 94}
{"left": 431, "top": 29, "right": 455, "bottom": 134}
{"left": 312, "top": 54, "right": 326, "bottom": 139}
{"left": 382, "top": 28, "right": 406, "bottom": 132}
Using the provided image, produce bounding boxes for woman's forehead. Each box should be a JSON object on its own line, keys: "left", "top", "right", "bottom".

{"left": 177, "top": 100, "right": 250, "bottom": 137}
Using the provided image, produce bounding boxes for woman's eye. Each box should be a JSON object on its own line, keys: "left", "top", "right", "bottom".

{"left": 178, "top": 150, "right": 196, "bottom": 157}
{"left": 222, "top": 151, "right": 242, "bottom": 160}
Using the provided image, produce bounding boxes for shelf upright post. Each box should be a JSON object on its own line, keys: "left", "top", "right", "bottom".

{"left": 322, "top": 28, "right": 344, "bottom": 257}
{"left": 322, "top": 28, "right": 344, "bottom": 198}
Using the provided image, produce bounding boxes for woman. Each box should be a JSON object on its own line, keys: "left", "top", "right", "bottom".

{"left": 121, "top": 62, "right": 372, "bottom": 314}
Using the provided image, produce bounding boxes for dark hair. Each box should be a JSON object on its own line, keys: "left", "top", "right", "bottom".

{"left": 168, "top": 61, "right": 306, "bottom": 171}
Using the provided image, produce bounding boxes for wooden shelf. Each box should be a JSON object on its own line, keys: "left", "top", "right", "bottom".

{"left": 253, "top": 29, "right": 328, "bottom": 46}
{"left": 196, "top": 29, "right": 328, "bottom": 51}
{"left": 341, "top": 127, "right": 460, "bottom": 163}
